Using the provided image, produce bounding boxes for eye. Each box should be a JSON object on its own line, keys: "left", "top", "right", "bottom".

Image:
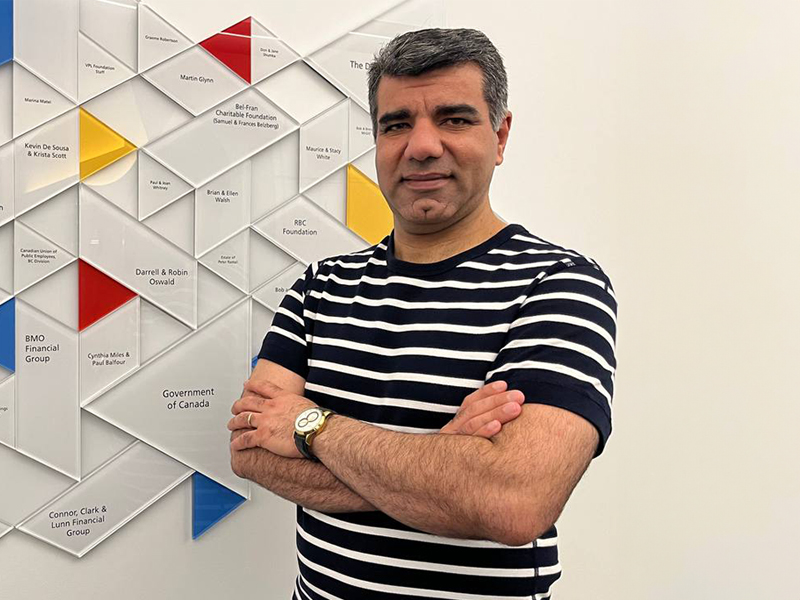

{"left": 443, "top": 117, "right": 472, "bottom": 127}
{"left": 382, "top": 122, "right": 409, "bottom": 134}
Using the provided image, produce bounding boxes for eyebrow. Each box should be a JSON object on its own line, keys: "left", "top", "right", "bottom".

{"left": 378, "top": 109, "right": 411, "bottom": 126}
{"left": 434, "top": 104, "right": 480, "bottom": 118}
{"left": 377, "top": 104, "right": 481, "bottom": 126}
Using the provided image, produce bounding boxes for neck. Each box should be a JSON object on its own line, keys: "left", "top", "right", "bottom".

{"left": 392, "top": 201, "right": 507, "bottom": 264}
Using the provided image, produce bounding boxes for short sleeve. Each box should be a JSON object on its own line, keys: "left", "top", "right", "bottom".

{"left": 257, "top": 264, "right": 314, "bottom": 379}
{"left": 485, "top": 260, "right": 618, "bottom": 455}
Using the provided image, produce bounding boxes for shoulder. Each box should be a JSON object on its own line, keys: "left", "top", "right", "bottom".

{"left": 500, "top": 225, "right": 614, "bottom": 293}
{"left": 301, "top": 238, "right": 389, "bottom": 289}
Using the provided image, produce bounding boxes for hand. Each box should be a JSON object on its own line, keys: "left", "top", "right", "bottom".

{"left": 440, "top": 381, "right": 524, "bottom": 438}
{"left": 228, "top": 381, "right": 316, "bottom": 458}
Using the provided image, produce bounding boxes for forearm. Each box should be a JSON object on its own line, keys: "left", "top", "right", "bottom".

{"left": 232, "top": 447, "right": 376, "bottom": 513}
{"left": 313, "top": 416, "right": 524, "bottom": 542}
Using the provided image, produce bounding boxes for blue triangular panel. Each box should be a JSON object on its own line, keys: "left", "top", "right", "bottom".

{"left": 192, "top": 472, "right": 246, "bottom": 539}
{"left": 0, "top": 0, "right": 12, "bottom": 65}
{"left": 0, "top": 298, "right": 14, "bottom": 372}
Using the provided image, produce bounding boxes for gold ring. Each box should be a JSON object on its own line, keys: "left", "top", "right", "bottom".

{"left": 247, "top": 412, "right": 253, "bottom": 427}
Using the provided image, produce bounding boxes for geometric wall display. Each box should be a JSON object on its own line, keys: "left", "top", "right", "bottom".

{"left": 1, "top": 0, "right": 441, "bottom": 555}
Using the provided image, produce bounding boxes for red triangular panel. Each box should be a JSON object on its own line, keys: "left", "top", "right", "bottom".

{"left": 223, "top": 17, "right": 251, "bottom": 37}
{"left": 79, "top": 260, "right": 137, "bottom": 331}
{"left": 200, "top": 32, "right": 251, "bottom": 83}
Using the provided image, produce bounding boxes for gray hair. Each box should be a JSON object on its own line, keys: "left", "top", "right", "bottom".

{"left": 367, "top": 28, "right": 508, "bottom": 136}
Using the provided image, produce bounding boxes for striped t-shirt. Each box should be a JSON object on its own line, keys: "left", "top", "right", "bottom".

{"left": 259, "top": 223, "right": 617, "bottom": 600}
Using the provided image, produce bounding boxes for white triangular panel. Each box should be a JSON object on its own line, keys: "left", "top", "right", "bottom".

{"left": 255, "top": 60, "right": 344, "bottom": 125}
{"left": 0, "top": 376, "right": 14, "bottom": 448}
{"left": 0, "top": 223, "right": 12, "bottom": 294}
{"left": 250, "top": 299, "right": 275, "bottom": 359}
{"left": 145, "top": 88, "right": 297, "bottom": 188}
{"left": 80, "top": 411, "right": 135, "bottom": 478}
{"left": 18, "top": 261, "right": 79, "bottom": 330}
{"left": 14, "top": 109, "right": 80, "bottom": 217}
{"left": 251, "top": 131, "right": 298, "bottom": 221}
{"left": 355, "top": 0, "right": 445, "bottom": 37}
{"left": 87, "top": 301, "right": 250, "bottom": 496}
{"left": 82, "top": 78, "right": 192, "bottom": 149}
{"left": 352, "top": 147, "right": 378, "bottom": 183}
{"left": 199, "top": 229, "right": 249, "bottom": 292}
{"left": 138, "top": 5, "right": 194, "bottom": 72}
{"left": 140, "top": 300, "right": 191, "bottom": 364}
{"left": 14, "top": 222, "right": 74, "bottom": 294}
{"left": 78, "top": 33, "right": 136, "bottom": 103}
{"left": 13, "top": 63, "right": 76, "bottom": 138}
{"left": 143, "top": 46, "right": 246, "bottom": 116}
{"left": 198, "top": 265, "right": 244, "bottom": 326}
{"left": 80, "top": 298, "right": 139, "bottom": 405}
{"left": 14, "top": 0, "right": 79, "bottom": 102}
{"left": 142, "top": 192, "right": 194, "bottom": 255}
{"left": 349, "top": 100, "right": 374, "bottom": 160}
{"left": 299, "top": 100, "right": 349, "bottom": 191}
{"left": 80, "top": 0, "right": 138, "bottom": 72}
{"left": 249, "top": 230, "right": 296, "bottom": 292}
{"left": 253, "top": 261, "right": 305, "bottom": 313}
{"left": 0, "top": 64, "right": 11, "bottom": 146}
{"left": 305, "top": 167, "right": 346, "bottom": 224}
{"left": 253, "top": 195, "right": 366, "bottom": 264}
{"left": 195, "top": 160, "right": 251, "bottom": 257}
{"left": 0, "top": 443, "right": 74, "bottom": 526}
{"left": 251, "top": 19, "right": 299, "bottom": 84}
{"left": 138, "top": 152, "right": 193, "bottom": 220}
{"left": 0, "top": 142, "right": 13, "bottom": 227}
{"left": 15, "top": 300, "right": 80, "bottom": 479}
{"left": 83, "top": 152, "right": 139, "bottom": 218}
{"left": 17, "top": 442, "right": 191, "bottom": 557}
{"left": 308, "top": 33, "right": 391, "bottom": 110}
{"left": 17, "top": 185, "right": 78, "bottom": 255}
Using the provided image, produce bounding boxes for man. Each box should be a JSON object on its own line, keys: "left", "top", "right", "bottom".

{"left": 229, "top": 28, "right": 617, "bottom": 600}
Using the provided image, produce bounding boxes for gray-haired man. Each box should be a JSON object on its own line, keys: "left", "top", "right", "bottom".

{"left": 230, "top": 28, "right": 617, "bottom": 599}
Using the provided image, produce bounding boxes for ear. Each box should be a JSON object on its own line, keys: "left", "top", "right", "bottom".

{"left": 495, "top": 111, "right": 512, "bottom": 166}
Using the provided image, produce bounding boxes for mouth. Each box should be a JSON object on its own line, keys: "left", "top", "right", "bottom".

{"left": 401, "top": 172, "right": 452, "bottom": 191}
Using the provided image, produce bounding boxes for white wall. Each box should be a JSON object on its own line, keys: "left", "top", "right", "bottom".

{"left": 2, "top": 1, "right": 799, "bottom": 598}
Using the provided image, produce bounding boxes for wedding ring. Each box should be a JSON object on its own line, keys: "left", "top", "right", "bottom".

{"left": 247, "top": 412, "right": 253, "bottom": 427}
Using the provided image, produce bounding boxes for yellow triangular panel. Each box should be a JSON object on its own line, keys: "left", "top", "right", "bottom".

{"left": 79, "top": 109, "right": 137, "bottom": 180}
{"left": 346, "top": 164, "right": 393, "bottom": 244}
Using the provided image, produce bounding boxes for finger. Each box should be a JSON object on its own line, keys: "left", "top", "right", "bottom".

{"left": 460, "top": 401, "right": 522, "bottom": 435}
{"left": 458, "top": 389, "right": 524, "bottom": 423}
{"left": 244, "top": 379, "right": 283, "bottom": 399}
{"left": 231, "top": 394, "right": 267, "bottom": 415}
{"left": 230, "top": 429, "right": 259, "bottom": 452}
{"left": 460, "top": 381, "right": 508, "bottom": 410}
{"left": 471, "top": 419, "right": 502, "bottom": 439}
{"left": 227, "top": 412, "right": 258, "bottom": 431}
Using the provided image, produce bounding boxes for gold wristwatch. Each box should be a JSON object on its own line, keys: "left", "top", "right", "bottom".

{"left": 294, "top": 407, "right": 335, "bottom": 461}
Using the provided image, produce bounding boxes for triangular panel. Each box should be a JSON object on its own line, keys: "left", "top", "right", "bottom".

{"left": 192, "top": 472, "right": 246, "bottom": 539}
{"left": 14, "top": 221, "right": 74, "bottom": 294}
{"left": 17, "top": 185, "right": 78, "bottom": 255}
{"left": 199, "top": 229, "right": 249, "bottom": 292}
{"left": 83, "top": 152, "right": 138, "bottom": 218}
{"left": 249, "top": 230, "right": 296, "bottom": 292}
{"left": 198, "top": 266, "right": 245, "bottom": 327}
{"left": 87, "top": 301, "right": 250, "bottom": 496}
{"left": 299, "top": 100, "right": 349, "bottom": 191}
{"left": 80, "top": 109, "right": 137, "bottom": 180}
{"left": 78, "top": 33, "right": 136, "bottom": 102}
{"left": 78, "top": 259, "right": 137, "bottom": 331}
{"left": 138, "top": 152, "right": 193, "bottom": 220}
{"left": 142, "top": 192, "right": 194, "bottom": 255}
{"left": 79, "top": 0, "right": 138, "bottom": 72}
{"left": 200, "top": 25, "right": 251, "bottom": 84}
{"left": 347, "top": 164, "right": 393, "bottom": 244}
{"left": 13, "top": 62, "right": 75, "bottom": 138}
{"left": 138, "top": 5, "right": 193, "bottom": 72}
{"left": 18, "top": 261, "right": 78, "bottom": 330}
{"left": 140, "top": 300, "right": 191, "bottom": 364}
{"left": 251, "top": 19, "right": 298, "bottom": 84}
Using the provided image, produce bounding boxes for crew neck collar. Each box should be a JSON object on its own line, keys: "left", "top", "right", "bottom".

{"left": 385, "top": 223, "right": 525, "bottom": 276}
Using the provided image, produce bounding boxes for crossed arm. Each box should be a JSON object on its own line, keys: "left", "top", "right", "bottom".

{"left": 229, "top": 359, "right": 599, "bottom": 546}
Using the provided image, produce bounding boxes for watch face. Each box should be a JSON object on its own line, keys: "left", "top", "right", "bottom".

{"left": 295, "top": 408, "right": 324, "bottom": 435}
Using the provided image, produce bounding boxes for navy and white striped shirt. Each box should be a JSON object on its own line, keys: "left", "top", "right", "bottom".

{"left": 260, "top": 223, "right": 617, "bottom": 600}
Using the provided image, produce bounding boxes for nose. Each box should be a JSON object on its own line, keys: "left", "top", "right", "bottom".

{"left": 403, "top": 119, "right": 444, "bottom": 162}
